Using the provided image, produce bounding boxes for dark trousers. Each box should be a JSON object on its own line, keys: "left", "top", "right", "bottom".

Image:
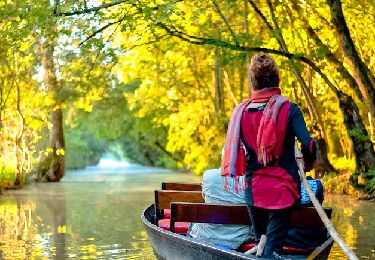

{"left": 247, "top": 205, "right": 292, "bottom": 256}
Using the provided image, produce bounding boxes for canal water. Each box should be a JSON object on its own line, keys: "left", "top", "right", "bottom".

{"left": 0, "top": 161, "right": 374, "bottom": 259}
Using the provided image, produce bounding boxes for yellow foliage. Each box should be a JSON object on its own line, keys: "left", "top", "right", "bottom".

{"left": 56, "top": 149, "right": 65, "bottom": 156}
{"left": 57, "top": 225, "right": 67, "bottom": 233}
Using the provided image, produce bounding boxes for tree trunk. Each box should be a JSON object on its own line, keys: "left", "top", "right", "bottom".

{"left": 214, "top": 49, "right": 225, "bottom": 115}
{"left": 41, "top": 40, "right": 65, "bottom": 182}
{"left": 314, "top": 137, "right": 337, "bottom": 178}
{"left": 14, "top": 85, "right": 25, "bottom": 187}
{"left": 327, "top": 0, "right": 375, "bottom": 140}
{"left": 288, "top": 0, "right": 375, "bottom": 175}
{"left": 239, "top": 0, "right": 249, "bottom": 101}
{"left": 288, "top": 0, "right": 375, "bottom": 176}
{"left": 291, "top": 81, "right": 300, "bottom": 104}
{"left": 307, "top": 66, "right": 375, "bottom": 175}
{"left": 295, "top": 70, "right": 337, "bottom": 174}
{"left": 48, "top": 108, "right": 65, "bottom": 181}
{"left": 337, "top": 93, "right": 375, "bottom": 178}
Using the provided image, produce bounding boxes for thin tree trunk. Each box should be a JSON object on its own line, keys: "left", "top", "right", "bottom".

{"left": 41, "top": 40, "right": 65, "bottom": 182}
{"left": 214, "top": 49, "right": 225, "bottom": 115}
{"left": 305, "top": 25, "right": 363, "bottom": 100}
{"left": 239, "top": 55, "right": 246, "bottom": 101}
{"left": 223, "top": 70, "right": 239, "bottom": 106}
{"left": 14, "top": 85, "right": 25, "bottom": 187}
{"left": 315, "top": 138, "right": 336, "bottom": 177}
{"left": 327, "top": 0, "right": 375, "bottom": 140}
{"left": 239, "top": 0, "right": 249, "bottom": 101}
{"left": 291, "top": 81, "right": 299, "bottom": 104}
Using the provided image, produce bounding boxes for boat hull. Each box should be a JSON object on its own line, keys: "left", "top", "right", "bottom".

{"left": 141, "top": 204, "right": 333, "bottom": 260}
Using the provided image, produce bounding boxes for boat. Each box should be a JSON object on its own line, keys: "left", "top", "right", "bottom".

{"left": 141, "top": 204, "right": 334, "bottom": 260}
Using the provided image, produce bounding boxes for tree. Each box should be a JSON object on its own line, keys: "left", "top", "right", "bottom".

{"left": 40, "top": 31, "right": 65, "bottom": 182}
{"left": 327, "top": 0, "right": 375, "bottom": 139}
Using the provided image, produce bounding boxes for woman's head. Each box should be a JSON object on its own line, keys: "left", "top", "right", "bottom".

{"left": 248, "top": 53, "right": 280, "bottom": 91}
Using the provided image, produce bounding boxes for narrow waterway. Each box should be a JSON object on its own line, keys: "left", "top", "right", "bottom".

{"left": 0, "top": 162, "right": 374, "bottom": 259}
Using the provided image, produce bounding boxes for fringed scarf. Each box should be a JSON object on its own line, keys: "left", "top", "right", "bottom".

{"left": 220, "top": 99, "right": 250, "bottom": 192}
{"left": 221, "top": 87, "right": 290, "bottom": 191}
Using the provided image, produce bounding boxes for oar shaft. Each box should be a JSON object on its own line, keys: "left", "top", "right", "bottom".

{"left": 295, "top": 144, "right": 358, "bottom": 260}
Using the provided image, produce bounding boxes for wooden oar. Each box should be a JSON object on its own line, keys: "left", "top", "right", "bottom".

{"left": 294, "top": 142, "right": 358, "bottom": 260}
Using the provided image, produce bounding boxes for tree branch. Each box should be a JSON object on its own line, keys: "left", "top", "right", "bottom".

{"left": 126, "top": 34, "right": 170, "bottom": 51}
{"left": 247, "top": 0, "right": 286, "bottom": 49}
{"left": 154, "top": 140, "right": 182, "bottom": 163}
{"left": 79, "top": 19, "right": 123, "bottom": 46}
{"left": 211, "top": 0, "right": 240, "bottom": 46}
{"left": 246, "top": 0, "right": 274, "bottom": 31}
{"left": 301, "top": 1, "right": 335, "bottom": 31}
{"left": 157, "top": 21, "right": 340, "bottom": 96}
{"left": 265, "top": 0, "right": 288, "bottom": 50}
{"left": 54, "top": 0, "right": 129, "bottom": 16}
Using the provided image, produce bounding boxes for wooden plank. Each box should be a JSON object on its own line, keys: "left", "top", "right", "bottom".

{"left": 170, "top": 202, "right": 333, "bottom": 229}
{"left": 154, "top": 190, "right": 205, "bottom": 226}
{"left": 170, "top": 203, "right": 250, "bottom": 225}
{"left": 155, "top": 190, "right": 204, "bottom": 209}
{"left": 162, "top": 182, "right": 202, "bottom": 191}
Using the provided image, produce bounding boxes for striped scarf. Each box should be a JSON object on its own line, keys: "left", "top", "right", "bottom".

{"left": 221, "top": 88, "right": 290, "bottom": 191}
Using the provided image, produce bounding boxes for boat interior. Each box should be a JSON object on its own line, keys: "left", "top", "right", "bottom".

{"left": 147, "top": 181, "right": 333, "bottom": 259}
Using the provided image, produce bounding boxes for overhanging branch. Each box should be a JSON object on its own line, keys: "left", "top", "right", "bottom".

{"left": 126, "top": 34, "right": 170, "bottom": 51}
{"left": 157, "top": 22, "right": 341, "bottom": 96}
{"left": 79, "top": 20, "right": 122, "bottom": 46}
{"left": 54, "top": 0, "right": 129, "bottom": 16}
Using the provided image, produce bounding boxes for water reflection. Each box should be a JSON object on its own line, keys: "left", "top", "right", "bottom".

{"left": 0, "top": 163, "right": 200, "bottom": 259}
{"left": 324, "top": 195, "right": 375, "bottom": 259}
{"left": 0, "top": 184, "right": 66, "bottom": 259}
{"left": 0, "top": 163, "right": 374, "bottom": 259}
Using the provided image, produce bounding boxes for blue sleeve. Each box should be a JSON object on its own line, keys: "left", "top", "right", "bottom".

{"left": 290, "top": 104, "right": 316, "bottom": 164}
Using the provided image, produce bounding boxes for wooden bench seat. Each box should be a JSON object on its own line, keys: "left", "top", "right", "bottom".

{"left": 154, "top": 190, "right": 204, "bottom": 233}
{"left": 170, "top": 202, "right": 332, "bottom": 254}
{"left": 170, "top": 202, "right": 332, "bottom": 228}
{"left": 160, "top": 183, "right": 202, "bottom": 219}
{"left": 162, "top": 182, "right": 202, "bottom": 191}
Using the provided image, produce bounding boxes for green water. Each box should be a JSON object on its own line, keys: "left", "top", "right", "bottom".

{"left": 0, "top": 164, "right": 374, "bottom": 259}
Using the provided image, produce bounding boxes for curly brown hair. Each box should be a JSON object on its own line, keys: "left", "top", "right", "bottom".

{"left": 249, "top": 53, "right": 280, "bottom": 91}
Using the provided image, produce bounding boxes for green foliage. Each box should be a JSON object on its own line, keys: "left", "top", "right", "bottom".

{"left": 365, "top": 168, "right": 375, "bottom": 193}
{"left": 0, "top": 164, "right": 16, "bottom": 187}
{"left": 348, "top": 129, "right": 370, "bottom": 142}
{"left": 65, "top": 127, "right": 107, "bottom": 170}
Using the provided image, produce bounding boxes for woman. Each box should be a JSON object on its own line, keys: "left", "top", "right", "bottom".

{"left": 221, "top": 53, "right": 316, "bottom": 259}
